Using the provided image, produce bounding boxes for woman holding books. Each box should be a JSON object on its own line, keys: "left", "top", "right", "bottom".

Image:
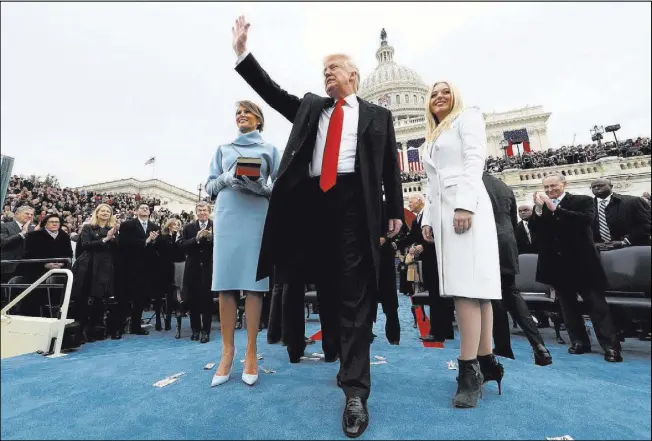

{"left": 205, "top": 100, "right": 280, "bottom": 387}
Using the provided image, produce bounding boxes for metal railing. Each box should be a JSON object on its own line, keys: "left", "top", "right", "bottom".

{"left": 1, "top": 258, "right": 74, "bottom": 358}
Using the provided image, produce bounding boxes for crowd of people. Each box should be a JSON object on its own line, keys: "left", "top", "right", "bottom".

{"left": 486, "top": 137, "right": 651, "bottom": 173}
{"left": 2, "top": 175, "right": 198, "bottom": 235}
{"left": 397, "top": 137, "right": 651, "bottom": 181}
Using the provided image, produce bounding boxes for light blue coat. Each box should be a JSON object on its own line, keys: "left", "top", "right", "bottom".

{"left": 205, "top": 130, "right": 280, "bottom": 292}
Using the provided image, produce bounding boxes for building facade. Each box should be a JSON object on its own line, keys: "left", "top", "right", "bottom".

{"left": 357, "top": 30, "right": 650, "bottom": 208}
{"left": 358, "top": 29, "right": 553, "bottom": 171}
{"left": 75, "top": 178, "right": 199, "bottom": 210}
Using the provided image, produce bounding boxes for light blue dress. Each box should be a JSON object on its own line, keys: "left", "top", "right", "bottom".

{"left": 206, "top": 130, "right": 280, "bottom": 292}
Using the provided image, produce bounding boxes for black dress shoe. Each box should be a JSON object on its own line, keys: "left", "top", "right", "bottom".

{"left": 604, "top": 348, "right": 623, "bottom": 363}
{"left": 190, "top": 332, "right": 200, "bottom": 341}
{"left": 111, "top": 332, "right": 122, "bottom": 340}
{"left": 533, "top": 344, "right": 553, "bottom": 366}
{"left": 304, "top": 336, "right": 315, "bottom": 345}
{"left": 342, "top": 397, "right": 369, "bottom": 438}
{"left": 130, "top": 328, "right": 149, "bottom": 336}
{"left": 568, "top": 342, "right": 591, "bottom": 355}
{"left": 200, "top": 332, "right": 210, "bottom": 344}
{"left": 419, "top": 335, "right": 440, "bottom": 343}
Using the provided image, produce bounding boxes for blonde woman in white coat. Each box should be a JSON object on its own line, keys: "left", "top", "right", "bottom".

{"left": 420, "top": 81, "right": 503, "bottom": 409}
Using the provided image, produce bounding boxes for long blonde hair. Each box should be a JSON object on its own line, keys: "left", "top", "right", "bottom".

{"left": 90, "top": 203, "right": 116, "bottom": 228}
{"left": 424, "top": 81, "right": 464, "bottom": 144}
{"left": 162, "top": 218, "right": 181, "bottom": 236}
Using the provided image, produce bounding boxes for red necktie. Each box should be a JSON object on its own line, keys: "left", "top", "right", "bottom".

{"left": 320, "top": 99, "right": 345, "bottom": 192}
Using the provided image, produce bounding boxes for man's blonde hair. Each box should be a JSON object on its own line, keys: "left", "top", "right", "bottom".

{"left": 323, "top": 54, "right": 360, "bottom": 92}
{"left": 424, "top": 81, "right": 465, "bottom": 144}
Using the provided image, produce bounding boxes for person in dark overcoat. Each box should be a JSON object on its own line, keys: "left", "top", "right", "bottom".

{"left": 71, "top": 204, "right": 119, "bottom": 342}
{"left": 528, "top": 172, "right": 622, "bottom": 363}
{"left": 178, "top": 202, "right": 214, "bottom": 343}
{"left": 115, "top": 203, "right": 160, "bottom": 337}
{"left": 20, "top": 214, "right": 73, "bottom": 317}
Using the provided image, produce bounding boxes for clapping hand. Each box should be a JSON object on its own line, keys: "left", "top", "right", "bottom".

{"left": 105, "top": 226, "right": 117, "bottom": 241}
{"left": 538, "top": 193, "right": 557, "bottom": 211}
{"left": 197, "top": 229, "right": 210, "bottom": 241}
{"left": 145, "top": 231, "right": 159, "bottom": 244}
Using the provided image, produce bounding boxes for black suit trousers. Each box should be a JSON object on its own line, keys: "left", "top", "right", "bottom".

{"left": 283, "top": 282, "right": 308, "bottom": 357}
{"left": 309, "top": 174, "right": 375, "bottom": 400}
{"left": 555, "top": 287, "right": 619, "bottom": 351}
{"left": 492, "top": 274, "right": 544, "bottom": 356}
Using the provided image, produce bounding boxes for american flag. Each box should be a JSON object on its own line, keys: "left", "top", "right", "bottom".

{"left": 406, "top": 147, "right": 423, "bottom": 172}
{"left": 503, "top": 128, "right": 531, "bottom": 157}
{"left": 397, "top": 143, "right": 404, "bottom": 171}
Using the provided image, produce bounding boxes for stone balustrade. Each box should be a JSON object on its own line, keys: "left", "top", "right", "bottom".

{"left": 402, "top": 155, "right": 651, "bottom": 207}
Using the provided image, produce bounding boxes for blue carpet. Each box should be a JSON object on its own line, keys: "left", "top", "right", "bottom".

{"left": 1, "top": 294, "right": 650, "bottom": 440}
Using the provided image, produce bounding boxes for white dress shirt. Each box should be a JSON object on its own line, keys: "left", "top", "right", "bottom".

{"left": 236, "top": 51, "right": 359, "bottom": 177}
{"left": 596, "top": 194, "right": 612, "bottom": 207}
{"left": 309, "top": 94, "right": 359, "bottom": 177}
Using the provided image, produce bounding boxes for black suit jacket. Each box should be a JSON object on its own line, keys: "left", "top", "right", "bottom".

{"left": 482, "top": 173, "right": 519, "bottom": 276}
{"left": 528, "top": 193, "right": 606, "bottom": 290}
{"left": 20, "top": 230, "right": 73, "bottom": 282}
{"left": 117, "top": 218, "right": 160, "bottom": 298}
{"left": 179, "top": 220, "right": 213, "bottom": 297}
{"left": 592, "top": 193, "right": 651, "bottom": 246}
{"left": 1, "top": 221, "right": 36, "bottom": 275}
{"left": 515, "top": 220, "right": 537, "bottom": 254}
{"left": 235, "top": 53, "right": 403, "bottom": 285}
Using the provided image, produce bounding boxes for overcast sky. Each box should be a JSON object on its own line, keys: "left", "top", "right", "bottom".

{"left": 2, "top": 2, "right": 650, "bottom": 193}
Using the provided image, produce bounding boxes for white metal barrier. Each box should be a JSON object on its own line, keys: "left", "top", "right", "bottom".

{"left": 1, "top": 269, "right": 74, "bottom": 359}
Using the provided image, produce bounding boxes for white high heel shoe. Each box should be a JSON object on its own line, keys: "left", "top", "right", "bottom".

{"left": 211, "top": 349, "right": 237, "bottom": 387}
{"left": 242, "top": 353, "right": 258, "bottom": 386}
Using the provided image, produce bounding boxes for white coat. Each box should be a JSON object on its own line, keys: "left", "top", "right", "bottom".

{"left": 421, "top": 107, "right": 501, "bottom": 300}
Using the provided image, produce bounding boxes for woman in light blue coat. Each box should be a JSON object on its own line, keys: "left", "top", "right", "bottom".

{"left": 205, "top": 100, "right": 280, "bottom": 388}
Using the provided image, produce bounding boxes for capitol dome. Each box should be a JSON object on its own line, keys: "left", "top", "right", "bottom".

{"left": 358, "top": 29, "right": 429, "bottom": 122}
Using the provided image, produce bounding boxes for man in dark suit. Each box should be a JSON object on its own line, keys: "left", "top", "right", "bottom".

{"left": 179, "top": 202, "right": 214, "bottom": 343}
{"left": 115, "top": 203, "right": 160, "bottom": 338}
{"left": 231, "top": 16, "right": 403, "bottom": 437}
{"left": 19, "top": 214, "right": 73, "bottom": 316}
{"left": 1, "top": 205, "right": 36, "bottom": 284}
{"left": 482, "top": 173, "right": 552, "bottom": 366}
{"left": 528, "top": 172, "right": 622, "bottom": 362}
{"left": 590, "top": 178, "right": 651, "bottom": 248}
{"left": 516, "top": 205, "right": 537, "bottom": 254}
{"left": 397, "top": 193, "right": 454, "bottom": 342}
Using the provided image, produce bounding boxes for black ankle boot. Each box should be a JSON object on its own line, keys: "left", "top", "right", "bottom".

{"left": 453, "top": 358, "right": 483, "bottom": 408}
{"left": 477, "top": 354, "right": 504, "bottom": 395}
